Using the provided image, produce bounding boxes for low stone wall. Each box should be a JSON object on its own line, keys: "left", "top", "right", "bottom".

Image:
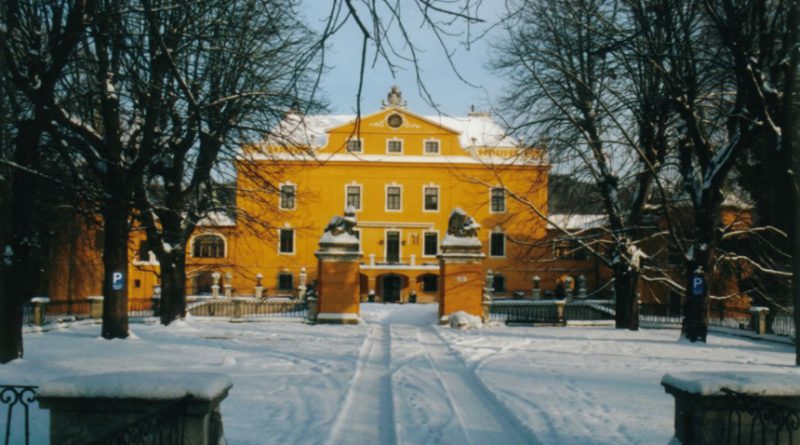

{"left": 37, "top": 371, "right": 232, "bottom": 445}
{"left": 662, "top": 372, "right": 800, "bottom": 445}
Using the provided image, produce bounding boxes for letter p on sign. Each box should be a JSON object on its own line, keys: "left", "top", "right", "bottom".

{"left": 112, "top": 272, "right": 125, "bottom": 291}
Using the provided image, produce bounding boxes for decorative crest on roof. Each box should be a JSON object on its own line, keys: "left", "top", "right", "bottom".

{"left": 382, "top": 85, "right": 406, "bottom": 108}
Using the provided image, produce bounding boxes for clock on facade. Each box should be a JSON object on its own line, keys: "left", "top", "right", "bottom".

{"left": 387, "top": 113, "right": 403, "bottom": 129}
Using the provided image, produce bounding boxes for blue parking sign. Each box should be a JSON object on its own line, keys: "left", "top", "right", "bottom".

{"left": 692, "top": 273, "right": 705, "bottom": 297}
{"left": 112, "top": 272, "right": 125, "bottom": 291}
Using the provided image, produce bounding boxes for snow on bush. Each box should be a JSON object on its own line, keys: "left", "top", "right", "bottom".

{"left": 448, "top": 311, "right": 482, "bottom": 329}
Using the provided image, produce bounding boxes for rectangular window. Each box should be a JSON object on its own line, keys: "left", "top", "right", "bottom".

{"left": 423, "top": 187, "right": 439, "bottom": 211}
{"left": 423, "top": 232, "right": 438, "bottom": 256}
{"left": 278, "top": 273, "right": 293, "bottom": 291}
{"left": 346, "top": 185, "right": 361, "bottom": 210}
{"left": 280, "top": 184, "right": 296, "bottom": 210}
{"left": 424, "top": 140, "right": 440, "bottom": 154}
{"left": 490, "top": 232, "right": 505, "bottom": 257}
{"left": 493, "top": 274, "right": 506, "bottom": 292}
{"left": 490, "top": 188, "right": 506, "bottom": 213}
{"left": 133, "top": 279, "right": 141, "bottom": 288}
{"left": 386, "top": 186, "right": 401, "bottom": 210}
{"left": 422, "top": 275, "right": 438, "bottom": 292}
{"left": 279, "top": 229, "right": 294, "bottom": 254}
{"left": 346, "top": 139, "right": 362, "bottom": 153}
{"left": 387, "top": 139, "right": 403, "bottom": 153}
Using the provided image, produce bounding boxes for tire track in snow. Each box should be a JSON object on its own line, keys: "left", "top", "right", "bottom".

{"left": 418, "top": 326, "right": 540, "bottom": 445}
{"left": 325, "top": 324, "right": 397, "bottom": 445}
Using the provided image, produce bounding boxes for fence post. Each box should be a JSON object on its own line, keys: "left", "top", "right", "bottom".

{"left": 750, "top": 306, "right": 770, "bottom": 335}
{"left": 31, "top": 297, "right": 50, "bottom": 326}
{"left": 307, "top": 296, "right": 318, "bottom": 323}
{"left": 531, "top": 276, "right": 541, "bottom": 300}
{"left": 232, "top": 298, "right": 243, "bottom": 321}
{"left": 224, "top": 273, "right": 233, "bottom": 299}
{"left": 151, "top": 285, "right": 161, "bottom": 317}
{"left": 88, "top": 296, "right": 104, "bottom": 319}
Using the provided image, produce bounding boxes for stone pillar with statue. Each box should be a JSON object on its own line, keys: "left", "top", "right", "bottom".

{"left": 315, "top": 207, "right": 363, "bottom": 324}
{"left": 437, "top": 208, "right": 486, "bottom": 324}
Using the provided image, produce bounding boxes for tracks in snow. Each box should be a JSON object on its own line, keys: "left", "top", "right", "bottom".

{"left": 325, "top": 314, "right": 538, "bottom": 445}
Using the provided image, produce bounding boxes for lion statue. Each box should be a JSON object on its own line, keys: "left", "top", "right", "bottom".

{"left": 324, "top": 206, "right": 358, "bottom": 236}
{"left": 447, "top": 208, "right": 480, "bottom": 238}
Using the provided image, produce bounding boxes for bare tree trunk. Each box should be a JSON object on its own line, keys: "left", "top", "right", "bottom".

{"left": 101, "top": 196, "right": 130, "bottom": 340}
{"left": 159, "top": 252, "right": 187, "bottom": 325}
{"left": 614, "top": 265, "right": 640, "bottom": 331}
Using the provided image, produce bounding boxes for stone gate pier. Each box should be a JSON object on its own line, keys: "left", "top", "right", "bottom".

{"left": 438, "top": 208, "right": 486, "bottom": 324}
{"left": 315, "top": 208, "right": 363, "bottom": 324}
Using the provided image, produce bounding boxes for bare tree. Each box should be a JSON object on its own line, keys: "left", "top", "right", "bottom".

{"left": 0, "top": 0, "right": 89, "bottom": 361}
{"left": 131, "top": 0, "right": 322, "bottom": 324}
{"left": 494, "top": 0, "right": 671, "bottom": 330}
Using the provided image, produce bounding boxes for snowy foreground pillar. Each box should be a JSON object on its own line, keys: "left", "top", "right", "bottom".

{"left": 438, "top": 208, "right": 486, "bottom": 324}
{"left": 662, "top": 372, "right": 800, "bottom": 445}
{"left": 37, "top": 372, "right": 232, "bottom": 445}
{"left": 315, "top": 208, "right": 362, "bottom": 324}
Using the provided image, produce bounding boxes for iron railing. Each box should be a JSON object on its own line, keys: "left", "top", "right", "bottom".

{"left": 188, "top": 297, "right": 308, "bottom": 319}
{"left": 719, "top": 388, "right": 800, "bottom": 445}
{"left": 709, "top": 305, "right": 752, "bottom": 331}
{"left": 1, "top": 385, "right": 37, "bottom": 445}
{"left": 88, "top": 396, "right": 191, "bottom": 445}
{"left": 640, "top": 304, "right": 684, "bottom": 325}
{"left": 488, "top": 300, "right": 614, "bottom": 324}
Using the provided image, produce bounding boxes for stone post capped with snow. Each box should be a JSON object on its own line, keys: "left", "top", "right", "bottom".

{"left": 315, "top": 207, "right": 362, "bottom": 324}
{"left": 437, "top": 208, "right": 486, "bottom": 324}
{"left": 37, "top": 371, "right": 232, "bottom": 445}
{"left": 223, "top": 272, "right": 233, "bottom": 298}
{"left": 211, "top": 272, "right": 221, "bottom": 299}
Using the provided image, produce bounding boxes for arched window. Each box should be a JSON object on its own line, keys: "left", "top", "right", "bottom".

{"left": 193, "top": 234, "right": 225, "bottom": 258}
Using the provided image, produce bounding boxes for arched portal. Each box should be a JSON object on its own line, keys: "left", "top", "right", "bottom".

{"left": 382, "top": 274, "right": 403, "bottom": 303}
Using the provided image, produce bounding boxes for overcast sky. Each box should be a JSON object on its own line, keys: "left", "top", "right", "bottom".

{"left": 299, "top": 1, "right": 507, "bottom": 117}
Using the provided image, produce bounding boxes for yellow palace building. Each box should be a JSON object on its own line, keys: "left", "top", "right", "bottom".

{"left": 54, "top": 87, "right": 552, "bottom": 304}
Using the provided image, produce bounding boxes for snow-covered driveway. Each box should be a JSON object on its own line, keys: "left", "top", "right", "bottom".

{"left": 1, "top": 303, "right": 796, "bottom": 445}
{"left": 329, "top": 305, "right": 535, "bottom": 445}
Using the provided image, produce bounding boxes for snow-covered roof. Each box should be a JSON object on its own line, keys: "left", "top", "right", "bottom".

{"left": 197, "top": 211, "right": 236, "bottom": 227}
{"left": 547, "top": 214, "right": 607, "bottom": 230}
{"left": 264, "top": 111, "right": 518, "bottom": 150}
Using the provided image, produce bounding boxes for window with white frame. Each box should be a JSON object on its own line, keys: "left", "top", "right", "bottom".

{"left": 346, "top": 185, "right": 362, "bottom": 210}
{"left": 279, "top": 183, "right": 296, "bottom": 210}
{"left": 490, "top": 187, "right": 506, "bottom": 213}
{"left": 279, "top": 228, "right": 294, "bottom": 254}
{"left": 424, "top": 140, "right": 440, "bottom": 154}
{"left": 386, "top": 186, "right": 402, "bottom": 211}
{"left": 346, "top": 139, "right": 362, "bottom": 153}
{"left": 423, "top": 232, "right": 438, "bottom": 256}
{"left": 490, "top": 231, "right": 506, "bottom": 257}
{"left": 386, "top": 139, "right": 403, "bottom": 154}
{"left": 423, "top": 186, "right": 439, "bottom": 211}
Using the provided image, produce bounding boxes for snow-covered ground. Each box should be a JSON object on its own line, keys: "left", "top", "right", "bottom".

{"left": 1, "top": 303, "right": 796, "bottom": 444}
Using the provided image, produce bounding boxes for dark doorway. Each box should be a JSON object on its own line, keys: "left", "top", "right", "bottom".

{"left": 386, "top": 231, "right": 400, "bottom": 263}
{"left": 383, "top": 275, "right": 402, "bottom": 302}
{"left": 193, "top": 271, "right": 214, "bottom": 295}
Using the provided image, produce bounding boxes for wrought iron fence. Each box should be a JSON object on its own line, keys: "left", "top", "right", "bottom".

{"left": 488, "top": 300, "right": 559, "bottom": 324}
{"left": 709, "top": 305, "right": 752, "bottom": 331}
{"left": 1, "top": 385, "right": 37, "bottom": 445}
{"left": 88, "top": 396, "right": 191, "bottom": 445}
{"left": 719, "top": 388, "right": 800, "bottom": 445}
{"left": 640, "top": 304, "right": 683, "bottom": 325}
{"left": 564, "top": 301, "right": 615, "bottom": 321}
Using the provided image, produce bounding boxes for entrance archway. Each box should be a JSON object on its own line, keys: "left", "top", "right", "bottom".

{"left": 382, "top": 275, "right": 402, "bottom": 303}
